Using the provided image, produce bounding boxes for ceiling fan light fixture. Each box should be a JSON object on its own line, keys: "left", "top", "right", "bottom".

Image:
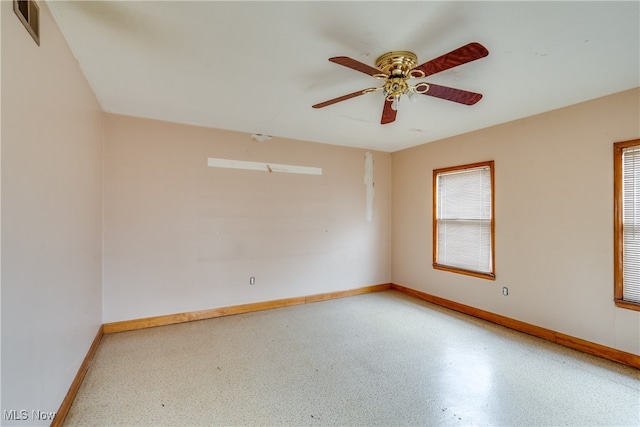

{"left": 313, "top": 42, "right": 488, "bottom": 124}
{"left": 391, "top": 96, "right": 399, "bottom": 111}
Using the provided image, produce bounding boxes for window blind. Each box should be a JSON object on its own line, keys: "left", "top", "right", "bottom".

{"left": 436, "top": 165, "right": 492, "bottom": 274}
{"left": 622, "top": 146, "right": 640, "bottom": 303}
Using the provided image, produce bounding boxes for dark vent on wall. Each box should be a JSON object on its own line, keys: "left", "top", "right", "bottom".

{"left": 14, "top": 0, "right": 40, "bottom": 46}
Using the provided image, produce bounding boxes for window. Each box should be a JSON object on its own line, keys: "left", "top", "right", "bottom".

{"left": 614, "top": 139, "right": 640, "bottom": 311}
{"left": 433, "top": 161, "right": 495, "bottom": 280}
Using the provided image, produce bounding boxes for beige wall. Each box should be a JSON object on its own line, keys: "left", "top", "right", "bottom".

{"left": 392, "top": 88, "right": 640, "bottom": 355}
{"left": 1, "top": 1, "right": 103, "bottom": 424}
{"left": 103, "top": 114, "right": 391, "bottom": 322}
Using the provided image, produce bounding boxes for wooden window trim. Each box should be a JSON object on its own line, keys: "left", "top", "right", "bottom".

{"left": 13, "top": 0, "right": 40, "bottom": 46}
{"left": 614, "top": 139, "right": 640, "bottom": 311}
{"left": 433, "top": 160, "right": 496, "bottom": 280}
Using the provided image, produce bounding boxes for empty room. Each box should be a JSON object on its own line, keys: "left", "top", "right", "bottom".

{"left": 1, "top": 1, "right": 639, "bottom": 426}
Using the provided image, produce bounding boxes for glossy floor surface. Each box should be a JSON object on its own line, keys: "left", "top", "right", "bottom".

{"left": 65, "top": 291, "right": 640, "bottom": 426}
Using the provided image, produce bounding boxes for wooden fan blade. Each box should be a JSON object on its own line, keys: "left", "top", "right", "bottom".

{"left": 329, "top": 56, "right": 382, "bottom": 76}
{"left": 413, "top": 42, "right": 488, "bottom": 77}
{"left": 420, "top": 83, "right": 483, "bottom": 105}
{"left": 381, "top": 99, "right": 397, "bottom": 124}
{"left": 312, "top": 89, "right": 371, "bottom": 108}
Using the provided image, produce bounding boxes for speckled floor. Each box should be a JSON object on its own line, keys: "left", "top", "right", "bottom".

{"left": 64, "top": 291, "right": 639, "bottom": 426}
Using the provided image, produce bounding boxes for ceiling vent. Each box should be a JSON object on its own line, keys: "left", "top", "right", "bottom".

{"left": 14, "top": 0, "right": 39, "bottom": 46}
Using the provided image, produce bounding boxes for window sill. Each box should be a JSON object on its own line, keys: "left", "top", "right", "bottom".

{"left": 433, "top": 264, "right": 496, "bottom": 281}
{"left": 614, "top": 299, "right": 640, "bottom": 312}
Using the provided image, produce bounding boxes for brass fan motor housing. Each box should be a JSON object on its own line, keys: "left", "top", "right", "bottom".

{"left": 375, "top": 51, "right": 418, "bottom": 77}
{"left": 376, "top": 51, "right": 426, "bottom": 100}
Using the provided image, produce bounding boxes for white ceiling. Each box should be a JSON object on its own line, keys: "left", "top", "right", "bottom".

{"left": 48, "top": 1, "right": 640, "bottom": 152}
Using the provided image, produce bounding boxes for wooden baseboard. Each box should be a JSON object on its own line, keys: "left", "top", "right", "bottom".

{"left": 305, "top": 283, "right": 391, "bottom": 303}
{"left": 391, "top": 283, "right": 640, "bottom": 369}
{"left": 51, "top": 325, "right": 104, "bottom": 427}
{"left": 103, "top": 283, "right": 392, "bottom": 334}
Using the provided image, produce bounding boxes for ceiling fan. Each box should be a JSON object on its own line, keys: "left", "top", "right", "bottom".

{"left": 312, "top": 42, "right": 489, "bottom": 124}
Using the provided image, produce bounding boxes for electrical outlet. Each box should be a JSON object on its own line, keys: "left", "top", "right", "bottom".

{"left": 502, "top": 287, "right": 508, "bottom": 296}
{"left": 249, "top": 277, "right": 255, "bottom": 285}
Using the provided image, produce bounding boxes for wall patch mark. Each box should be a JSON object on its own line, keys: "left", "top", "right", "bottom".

{"left": 207, "top": 158, "right": 322, "bottom": 175}
{"left": 364, "top": 152, "right": 374, "bottom": 221}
